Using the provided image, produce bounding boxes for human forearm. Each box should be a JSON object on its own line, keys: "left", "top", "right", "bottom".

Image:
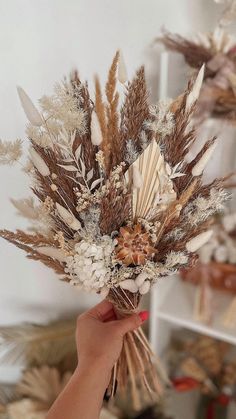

{"left": 46, "top": 361, "right": 110, "bottom": 419}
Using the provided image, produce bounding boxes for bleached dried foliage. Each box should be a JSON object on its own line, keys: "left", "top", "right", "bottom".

{"left": 0, "top": 139, "right": 22, "bottom": 165}
{"left": 0, "top": 51, "right": 229, "bottom": 404}
{"left": 158, "top": 24, "right": 236, "bottom": 123}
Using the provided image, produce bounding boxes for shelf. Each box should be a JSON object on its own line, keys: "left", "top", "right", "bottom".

{"left": 153, "top": 276, "right": 236, "bottom": 346}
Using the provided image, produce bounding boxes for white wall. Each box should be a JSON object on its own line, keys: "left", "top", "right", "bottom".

{"left": 0, "top": 0, "right": 221, "bottom": 326}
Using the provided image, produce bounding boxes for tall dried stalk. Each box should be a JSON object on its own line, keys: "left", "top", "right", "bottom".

{"left": 105, "top": 51, "right": 120, "bottom": 171}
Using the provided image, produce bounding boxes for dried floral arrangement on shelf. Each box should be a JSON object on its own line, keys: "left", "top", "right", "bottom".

{"left": 158, "top": 0, "right": 236, "bottom": 123}
{"left": 169, "top": 332, "right": 236, "bottom": 419}
{"left": 181, "top": 211, "right": 236, "bottom": 325}
{"left": 0, "top": 51, "right": 229, "bottom": 405}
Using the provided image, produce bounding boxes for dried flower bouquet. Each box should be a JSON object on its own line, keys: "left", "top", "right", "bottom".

{"left": 0, "top": 51, "right": 228, "bottom": 406}
{"left": 158, "top": 2, "right": 236, "bottom": 123}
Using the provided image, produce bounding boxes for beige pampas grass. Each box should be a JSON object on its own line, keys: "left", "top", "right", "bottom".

{"left": 90, "top": 110, "right": 103, "bottom": 146}
{"left": 186, "top": 230, "right": 213, "bottom": 252}
{"left": 192, "top": 141, "right": 217, "bottom": 176}
{"left": 118, "top": 50, "right": 128, "bottom": 84}
{"left": 55, "top": 203, "right": 81, "bottom": 231}
{"left": 0, "top": 139, "right": 22, "bottom": 165}
{"left": 29, "top": 147, "right": 50, "bottom": 177}
{"left": 185, "top": 64, "right": 205, "bottom": 112}
{"left": 17, "top": 87, "right": 43, "bottom": 127}
{"left": 37, "top": 246, "right": 66, "bottom": 262}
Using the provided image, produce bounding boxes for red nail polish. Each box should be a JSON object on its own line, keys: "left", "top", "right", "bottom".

{"left": 139, "top": 311, "right": 149, "bottom": 322}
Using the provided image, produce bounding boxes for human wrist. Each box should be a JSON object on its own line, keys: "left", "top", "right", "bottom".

{"left": 75, "top": 357, "right": 112, "bottom": 385}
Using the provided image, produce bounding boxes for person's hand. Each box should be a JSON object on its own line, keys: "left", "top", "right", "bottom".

{"left": 76, "top": 300, "right": 149, "bottom": 377}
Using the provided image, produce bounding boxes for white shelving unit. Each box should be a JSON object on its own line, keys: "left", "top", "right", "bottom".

{"left": 150, "top": 275, "right": 236, "bottom": 419}
{"left": 150, "top": 275, "right": 236, "bottom": 355}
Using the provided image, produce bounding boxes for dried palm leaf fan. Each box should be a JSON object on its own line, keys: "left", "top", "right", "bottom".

{"left": 157, "top": 1, "right": 236, "bottom": 123}
{"left": 0, "top": 51, "right": 229, "bottom": 407}
{"left": 0, "top": 319, "right": 76, "bottom": 368}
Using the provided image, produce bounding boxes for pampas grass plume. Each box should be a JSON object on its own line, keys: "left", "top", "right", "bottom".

{"left": 56, "top": 203, "right": 81, "bottom": 231}
{"left": 17, "top": 86, "right": 43, "bottom": 127}
{"left": 192, "top": 142, "right": 217, "bottom": 177}
{"left": 118, "top": 50, "right": 128, "bottom": 84}
{"left": 91, "top": 110, "right": 103, "bottom": 146}
{"left": 37, "top": 246, "right": 66, "bottom": 262}
{"left": 186, "top": 230, "right": 213, "bottom": 253}
{"left": 185, "top": 64, "right": 205, "bottom": 112}
{"left": 29, "top": 147, "right": 50, "bottom": 177}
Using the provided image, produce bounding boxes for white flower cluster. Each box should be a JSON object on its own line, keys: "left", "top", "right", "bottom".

{"left": 65, "top": 236, "right": 115, "bottom": 292}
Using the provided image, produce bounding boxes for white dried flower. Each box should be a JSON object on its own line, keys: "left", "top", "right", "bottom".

{"left": 56, "top": 203, "right": 81, "bottom": 231}
{"left": 192, "top": 142, "right": 217, "bottom": 177}
{"left": 0, "top": 139, "right": 22, "bottom": 165}
{"left": 65, "top": 236, "right": 115, "bottom": 292}
{"left": 17, "top": 86, "right": 43, "bottom": 126}
{"left": 29, "top": 147, "right": 50, "bottom": 176}
{"left": 186, "top": 230, "right": 213, "bottom": 253}
{"left": 91, "top": 110, "right": 103, "bottom": 146}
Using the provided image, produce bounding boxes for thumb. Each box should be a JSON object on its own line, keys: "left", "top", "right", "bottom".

{"left": 114, "top": 311, "right": 149, "bottom": 335}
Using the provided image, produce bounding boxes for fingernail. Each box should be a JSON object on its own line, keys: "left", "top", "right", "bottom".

{"left": 139, "top": 311, "right": 149, "bottom": 322}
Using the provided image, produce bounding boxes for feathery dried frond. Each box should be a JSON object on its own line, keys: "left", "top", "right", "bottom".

{"left": 0, "top": 139, "right": 22, "bottom": 165}
{"left": 104, "top": 51, "right": 120, "bottom": 171}
{"left": 0, "top": 319, "right": 76, "bottom": 366}
{"left": 120, "top": 67, "right": 149, "bottom": 157}
{"left": 158, "top": 30, "right": 213, "bottom": 69}
{"left": 0, "top": 230, "right": 65, "bottom": 275}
